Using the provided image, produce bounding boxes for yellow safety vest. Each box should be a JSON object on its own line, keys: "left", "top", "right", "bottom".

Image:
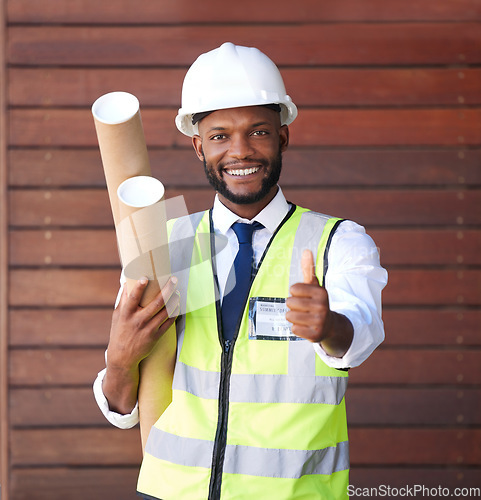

{"left": 137, "top": 205, "right": 349, "bottom": 500}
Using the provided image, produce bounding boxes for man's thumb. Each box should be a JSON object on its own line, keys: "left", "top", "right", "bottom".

{"left": 301, "top": 249, "right": 319, "bottom": 285}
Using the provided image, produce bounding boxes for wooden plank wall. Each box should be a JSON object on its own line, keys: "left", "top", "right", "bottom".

{"left": 2, "top": 0, "right": 481, "bottom": 498}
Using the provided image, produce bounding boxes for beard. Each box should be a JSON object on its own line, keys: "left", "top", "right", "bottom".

{"left": 203, "top": 148, "right": 283, "bottom": 205}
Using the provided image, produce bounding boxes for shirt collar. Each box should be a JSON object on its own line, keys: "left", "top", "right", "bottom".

{"left": 212, "top": 187, "right": 290, "bottom": 235}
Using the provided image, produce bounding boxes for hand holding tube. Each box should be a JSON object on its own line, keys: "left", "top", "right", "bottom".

{"left": 103, "top": 276, "right": 180, "bottom": 415}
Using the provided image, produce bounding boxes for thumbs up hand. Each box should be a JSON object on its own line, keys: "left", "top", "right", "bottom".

{"left": 286, "top": 250, "right": 354, "bottom": 357}
{"left": 285, "top": 250, "right": 331, "bottom": 343}
{"left": 301, "top": 247, "right": 319, "bottom": 285}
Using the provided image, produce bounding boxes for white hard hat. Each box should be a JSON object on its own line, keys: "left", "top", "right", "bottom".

{"left": 175, "top": 42, "right": 298, "bottom": 137}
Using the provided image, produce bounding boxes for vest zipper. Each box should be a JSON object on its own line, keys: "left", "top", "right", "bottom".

{"left": 206, "top": 206, "right": 296, "bottom": 499}
{"left": 208, "top": 338, "right": 233, "bottom": 500}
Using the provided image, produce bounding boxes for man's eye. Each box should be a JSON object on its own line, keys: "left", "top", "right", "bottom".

{"left": 211, "top": 134, "right": 226, "bottom": 140}
{"left": 252, "top": 130, "right": 268, "bottom": 136}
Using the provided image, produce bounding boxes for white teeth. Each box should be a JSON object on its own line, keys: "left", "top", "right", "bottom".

{"left": 227, "top": 167, "right": 260, "bottom": 176}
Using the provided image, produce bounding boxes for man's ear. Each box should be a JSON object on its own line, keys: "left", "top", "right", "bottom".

{"left": 279, "top": 125, "right": 289, "bottom": 153}
{"left": 192, "top": 135, "right": 204, "bottom": 162}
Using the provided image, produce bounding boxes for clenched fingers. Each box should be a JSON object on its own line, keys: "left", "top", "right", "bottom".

{"left": 143, "top": 276, "right": 179, "bottom": 320}
{"left": 149, "top": 289, "right": 181, "bottom": 334}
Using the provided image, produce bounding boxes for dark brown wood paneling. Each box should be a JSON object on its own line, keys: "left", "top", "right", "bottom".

{"left": 10, "top": 427, "right": 481, "bottom": 466}
{"left": 10, "top": 428, "right": 142, "bottom": 466}
{"left": 9, "top": 67, "right": 481, "bottom": 107}
{"left": 4, "top": 1, "right": 481, "bottom": 497}
{"left": 346, "top": 388, "right": 481, "bottom": 426}
{"left": 349, "top": 428, "right": 481, "bottom": 465}
{"left": 11, "top": 468, "right": 140, "bottom": 500}
{"left": 8, "top": 309, "right": 481, "bottom": 349}
{"left": 370, "top": 229, "right": 481, "bottom": 266}
{"left": 8, "top": 347, "right": 481, "bottom": 386}
{"left": 9, "top": 349, "right": 107, "bottom": 386}
{"left": 9, "top": 148, "right": 481, "bottom": 188}
{"left": 9, "top": 229, "right": 119, "bottom": 267}
{"left": 9, "top": 229, "right": 481, "bottom": 267}
{"left": 382, "top": 310, "right": 481, "bottom": 346}
{"left": 10, "top": 388, "right": 108, "bottom": 427}
{"left": 9, "top": 309, "right": 112, "bottom": 347}
{"left": 7, "top": 24, "right": 481, "bottom": 66}
{"left": 9, "top": 189, "right": 481, "bottom": 228}
{"left": 10, "top": 387, "right": 480, "bottom": 428}
{"left": 9, "top": 269, "right": 119, "bottom": 307}
{"left": 7, "top": 0, "right": 481, "bottom": 23}
{"left": 350, "top": 349, "right": 481, "bottom": 385}
{"left": 9, "top": 108, "right": 481, "bottom": 147}
{"left": 0, "top": 0, "right": 9, "bottom": 494}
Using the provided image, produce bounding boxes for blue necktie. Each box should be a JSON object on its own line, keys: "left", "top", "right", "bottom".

{"left": 221, "top": 222, "right": 263, "bottom": 341}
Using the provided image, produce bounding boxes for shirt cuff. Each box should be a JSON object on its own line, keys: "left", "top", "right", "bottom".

{"left": 312, "top": 305, "right": 384, "bottom": 369}
{"left": 93, "top": 367, "right": 140, "bottom": 429}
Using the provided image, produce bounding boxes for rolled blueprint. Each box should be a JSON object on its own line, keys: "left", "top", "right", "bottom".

{"left": 117, "top": 176, "right": 171, "bottom": 305}
{"left": 92, "top": 92, "right": 152, "bottom": 226}
{"left": 92, "top": 92, "right": 175, "bottom": 452}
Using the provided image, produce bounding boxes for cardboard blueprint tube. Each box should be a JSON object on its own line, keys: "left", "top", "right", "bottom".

{"left": 92, "top": 92, "right": 152, "bottom": 226}
{"left": 117, "top": 175, "right": 171, "bottom": 304}
{"left": 92, "top": 92, "right": 175, "bottom": 452}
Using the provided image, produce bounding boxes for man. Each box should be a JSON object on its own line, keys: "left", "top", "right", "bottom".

{"left": 94, "top": 42, "right": 387, "bottom": 499}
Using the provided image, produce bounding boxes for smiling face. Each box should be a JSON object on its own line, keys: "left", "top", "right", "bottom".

{"left": 192, "top": 106, "right": 289, "bottom": 219}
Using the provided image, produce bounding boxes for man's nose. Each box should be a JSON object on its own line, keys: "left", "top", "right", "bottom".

{"left": 228, "top": 134, "right": 254, "bottom": 159}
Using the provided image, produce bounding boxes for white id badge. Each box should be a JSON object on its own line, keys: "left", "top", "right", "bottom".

{"left": 248, "top": 297, "right": 303, "bottom": 341}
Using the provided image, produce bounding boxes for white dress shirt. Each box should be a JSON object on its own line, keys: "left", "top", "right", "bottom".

{"left": 93, "top": 187, "right": 388, "bottom": 428}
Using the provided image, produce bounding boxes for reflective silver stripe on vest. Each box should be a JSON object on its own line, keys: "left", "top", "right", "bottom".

{"left": 288, "top": 211, "right": 331, "bottom": 289}
{"left": 288, "top": 211, "right": 331, "bottom": 377}
{"left": 146, "top": 428, "right": 349, "bottom": 477}
{"left": 173, "top": 361, "right": 347, "bottom": 405}
{"left": 145, "top": 428, "right": 214, "bottom": 469}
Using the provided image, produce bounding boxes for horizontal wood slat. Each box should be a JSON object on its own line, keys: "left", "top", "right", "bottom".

{"left": 370, "top": 229, "right": 481, "bottom": 266}
{"left": 9, "top": 148, "right": 481, "bottom": 188}
{"left": 10, "top": 466, "right": 481, "bottom": 499}
{"left": 9, "top": 108, "right": 481, "bottom": 147}
{"left": 10, "top": 229, "right": 119, "bottom": 267}
{"left": 8, "top": 269, "right": 481, "bottom": 307}
{"left": 384, "top": 269, "right": 481, "bottom": 306}
{"left": 9, "top": 349, "right": 106, "bottom": 386}
{"left": 9, "top": 68, "right": 481, "bottom": 107}
{"left": 351, "top": 349, "right": 481, "bottom": 385}
{"left": 9, "top": 228, "right": 481, "bottom": 267}
{"left": 10, "top": 427, "right": 481, "bottom": 466}
{"left": 11, "top": 468, "right": 140, "bottom": 500}
{"left": 8, "top": 24, "right": 481, "bottom": 66}
{"left": 9, "top": 309, "right": 481, "bottom": 348}
{"left": 9, "top": 309, "right": 112, "bottom": 347}
{"left": 346, "top": 388, "right": 481, "bottom": 426}
{"left": 10, "top": 388, "right": 107, "bottom": 427}
{"left": 11, "top": 428, "right": 142, "bottom": 466}
{"left": 9, "top": 347, "right": 481, "bottom": 387}
{"left": 382, "top": 310, "right": 481, "bottom": 347}
{"left": 9, "top": 269, "right": 120, "bottom": 307}
{"left": 9, "top": 387, "right": 481, "bottom": 428}
{"left": 294, "top": 109, "right": 481, "bottom": 147}
{"left": 349, "top": 428, "right": 481, "bottom": 465}
{"left": 7, "top": 0, "right": 481, "bottom": 23}
{"left": 9, "top": 189, "right": 481, "bottom": 228}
